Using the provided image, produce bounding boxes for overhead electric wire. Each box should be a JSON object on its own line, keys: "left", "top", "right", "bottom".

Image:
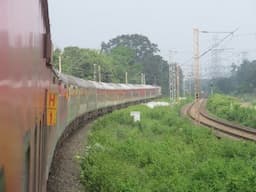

{"left": 180, "top": 28, "right": 239, "bottom": 67}
{"left": 199, "top": 28, "right": 239, "bottom": 58}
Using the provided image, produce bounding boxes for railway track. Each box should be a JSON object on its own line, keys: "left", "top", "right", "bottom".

{"left": 183, "top": 99, "right": 256, "bottom": 141}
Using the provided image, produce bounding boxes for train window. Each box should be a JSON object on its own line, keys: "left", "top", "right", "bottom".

{"left": 0, "top": 167, "right": 5, "bottom": 192}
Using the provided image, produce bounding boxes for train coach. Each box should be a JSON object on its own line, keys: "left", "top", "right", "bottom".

{"left": 0, "top": 70, "right": 161, "bottom": 192}
{"left": 0, "top": 1, "right": 161, "bottom": 192}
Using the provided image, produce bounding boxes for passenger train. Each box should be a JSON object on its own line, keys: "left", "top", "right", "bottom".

{"left": 0, "top": 0, "right": 161, "bottom": 192}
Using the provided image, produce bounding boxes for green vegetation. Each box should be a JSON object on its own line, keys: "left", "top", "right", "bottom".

{"left": 237, "top": 94, "right": 256, "bottom": 106}
{"left": 79, "top": 102, "right": 256, "bottom": 191}
{"left": 207, "top": 94, "right": 256, "bottom": 128}
{"left": 53, "top": 34, "right": 183, "bottom": 95}
{"left": 206, "top": 60, "right": 256, "bottom": 95}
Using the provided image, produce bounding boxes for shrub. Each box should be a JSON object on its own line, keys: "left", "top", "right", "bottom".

{"left": 80, "top": 101, "right": 256, "bottom": 191}
{"left": 207, "top": 94, "right": 256, "bottom": 128}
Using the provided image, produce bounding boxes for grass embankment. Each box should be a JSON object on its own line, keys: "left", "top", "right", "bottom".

{"left": 79, "top": 101, "right": 256, "bottom": 192}
{"left": 207, "top": 94, "right": 256, "bottom": 128}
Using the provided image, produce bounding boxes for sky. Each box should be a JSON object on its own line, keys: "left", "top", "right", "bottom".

{"left": 48, "top": 0, "right": 256, "bottom": 76}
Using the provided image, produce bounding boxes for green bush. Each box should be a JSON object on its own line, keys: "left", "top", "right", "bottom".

{"left": 207, "top": 94, "right": 256, "bottom": 128}
{"left": 79, "top": 101, "right": 256, "bottom": 192}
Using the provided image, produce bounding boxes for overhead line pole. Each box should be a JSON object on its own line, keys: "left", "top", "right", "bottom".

{"left": 125, "top": 72, "right": 128, "bottom": 84}
{"left": 169, "top": 50, "right": 178, "bottom": 103}
{"left": 93, "top": 64, "right": 97, "bottom": 81}
{"left": 176, "top": 64, "right": 180, "bottom": 101}
{"left": 169, "top": 63, "right": 173, "bottom": 103}
{"left": 58, "top": 54, "right": 62, "bottom": 73}
{"left": 193, "top": 28, "right": 200, "bottom": 101}
{"left": 98, "top": 65, "right": 101, "bottom": 82}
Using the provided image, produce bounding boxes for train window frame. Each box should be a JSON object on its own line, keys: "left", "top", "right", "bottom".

{"left": 0, "top": 167, "right": 5, "bottom": 192}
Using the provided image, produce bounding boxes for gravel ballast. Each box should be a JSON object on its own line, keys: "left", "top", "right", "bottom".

{"left": 47, "top": 124, "right": 91, "bottom": 192}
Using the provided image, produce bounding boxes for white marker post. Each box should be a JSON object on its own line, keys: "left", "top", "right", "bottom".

{"left": 130, "top": 111, "right": 141, "bottom": 122}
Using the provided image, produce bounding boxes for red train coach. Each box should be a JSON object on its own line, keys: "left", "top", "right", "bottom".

{"left": 0, "top": 1, "right": 161, "bottom": 192}
{"left": 0, "top": 0, "right": 54, "bottom": 191}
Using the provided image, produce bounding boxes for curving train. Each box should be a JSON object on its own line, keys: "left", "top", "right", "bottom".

{"left": 0, "top": 0, "right": 161, "bottom": 192}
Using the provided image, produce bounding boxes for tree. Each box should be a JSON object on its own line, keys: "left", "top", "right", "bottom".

{"left": 52, "top": 48, "right": 61, "bottom": 69}
{"left": 102, "top": 34, "right": 171, "bottom": 95}
{"left": 101, "top": 34, "right": 160, "bottom": 60}
{"left": 209, "top": 59, "right": 256, "bottom": 94}
{"left": 52, "top": 34, "right": 173, "bottom": 96}
{"left": 52, "top": 47, "right": 115, "bottom": 81}
{"left": 108, "top": 46, "right": 141, "bottom": 83}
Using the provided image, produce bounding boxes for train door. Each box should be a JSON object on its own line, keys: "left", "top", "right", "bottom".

{"left": 24, "top": 146, "right": 30, "bottom": 192}
{"left": 32, "top": 121, "right": 45, "bottom": 192}
{"left": 38, "top": 122, "right": 42, "bottom": 192}
{"left": 0, "top": 167, "right": 5, "bottom": 192}
{"left": 40, "top": 114, "right": 47, "bottom": 192}
{"left": 22, "top": 131, "right": 31, "bottom": 192}
{"left": 27, "top": 90, "right": 48, "bottom": 192}
{"left": 33, "top": 123, "right": 39, "bottom": 192}
{"left": 32, "top": 119, "right": 43, "bottom": 192}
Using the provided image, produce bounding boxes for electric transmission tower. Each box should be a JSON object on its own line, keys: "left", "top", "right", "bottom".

{"left": 169, "top": 63, "right": 181, "bottom": 102}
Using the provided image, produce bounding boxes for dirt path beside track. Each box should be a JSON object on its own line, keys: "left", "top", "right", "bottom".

{"left": 47, "top": 124, "right": 91, "bottom": 192}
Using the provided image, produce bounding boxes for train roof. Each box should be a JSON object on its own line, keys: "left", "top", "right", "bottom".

{"left": 55, "top": 70, "right": 159, "bottom": 90}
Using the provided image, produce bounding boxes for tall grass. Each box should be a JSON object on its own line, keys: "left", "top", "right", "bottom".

{"left": 79, "top": 101, "right": 256, "bottom": 192}
{"left": 207, "top": 94, "right": 256, "bottom": 128}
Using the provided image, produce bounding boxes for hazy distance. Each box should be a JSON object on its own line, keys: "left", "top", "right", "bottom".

{"left": 48, "top": 0, "right": 256, "bottom": 72}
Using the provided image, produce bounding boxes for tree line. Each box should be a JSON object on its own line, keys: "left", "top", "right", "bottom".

{"left": 209, "top": 60, "right": 256, "bottom": 94}
{"left": 53, "top": 34, "right": 180, "bottom": 95}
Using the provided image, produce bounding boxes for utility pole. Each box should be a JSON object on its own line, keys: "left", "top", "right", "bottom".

{"left": 193, "top": 28, "right": 200, "bottom": 101}
{"left": 172, "top": 64, "right": 177, "bottom": 101}
{"left": 169, "top": 50, "right": 178, "bottom": 103}
{"left": 176, "top": 64, "right": 180, "bottom": 101}
{"left": 93, "top": 64, "right": 97, "bottom": 81}
{"left": 187, "top": 72, "right": 193, "bottom": 97}
{"left": 183, "top": 78, "right": 187, "bottom": 97}
{"left": 169, "top": 63, "right": 177, "bottom": 102}
{"left": 98, "top": 65, "right": 101, "bottom": 82}
{"left": 141, "top": 73, "right": 144, "bottom": 84}
{"left": 58, "top": 54, "right": 62, "bottom": 73}
{"left": 169, "top": 63, "right": 174, "bottom": 102}
{"left": 125, "top": 72, "right": 128, "bottom": 84}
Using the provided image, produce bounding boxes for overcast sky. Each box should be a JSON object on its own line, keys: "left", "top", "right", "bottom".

{"left": 48, "top": 0, "right": 256, "bottom": 70}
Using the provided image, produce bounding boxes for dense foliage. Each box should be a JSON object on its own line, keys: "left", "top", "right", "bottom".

{"left": 101, "top": 34, "right": 177, "bottom": 95}
{"left": 79, "top": 102, "right": 256, "bottom": 191}
{"left": 53, "top": 47, "right": 119, "bottom": 82}
{"left": 52, "top": 34, "right": 181, "bottom": 95}
{"left": 101, "top": 34, "right": 159, "bottom": 59}
{"left": 209, "top": 60, "right": 256, "bottom": 94}
{"left": 207, "top": 94, "right": 256, "bottom": 128}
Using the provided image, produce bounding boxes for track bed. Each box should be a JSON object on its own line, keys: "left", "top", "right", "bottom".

{"left": 182, "top": 99, "right": 256, "bottom": 141}
{"left": 47, "top": 124, "right": 91, "bottom": 192}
